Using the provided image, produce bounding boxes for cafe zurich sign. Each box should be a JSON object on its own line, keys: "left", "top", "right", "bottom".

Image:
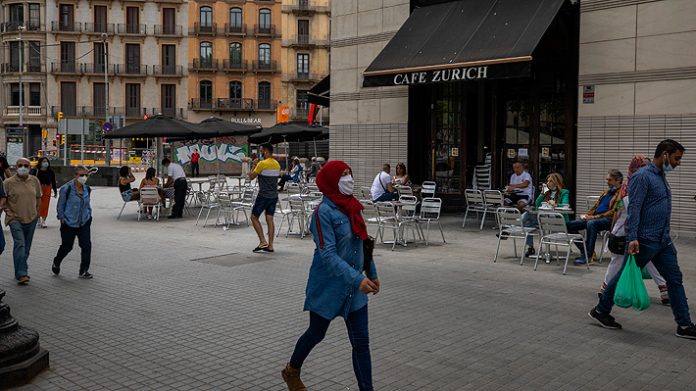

{"left": 362, "top": 61, "right": 531, "bottom": 87}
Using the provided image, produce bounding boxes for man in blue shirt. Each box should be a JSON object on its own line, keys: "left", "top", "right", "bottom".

{"left": 566, "top": 170, "right": 623, "bottom": 264}
{"left": 590, "top": 139, "right": 696, "bottom": 340}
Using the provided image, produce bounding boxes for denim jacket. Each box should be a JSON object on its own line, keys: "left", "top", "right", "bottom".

{"left": 56, "top": 180, "right": 92, "bottom": 228}
{"left": 304, "top": 197, "right": 378, "bottom": 320}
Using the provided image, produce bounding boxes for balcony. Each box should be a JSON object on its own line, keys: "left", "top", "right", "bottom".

{"left": 221, "top": 59, "right": 247, "bottom": 72}
{"left": 51, "top": 62, "right": 81, "bottom": 75}
{"left": 190, "top": 99, "right": 213, "bottom": 110}
{"left": 216, "top": 98, "right": 254, "bottom": 111}
{"left": 154, "top": 25, "right": 183, "bottom": 37}
{"left": 192, "top": 22, "right": 217, "bottom": 36}
{"left": 4, "top": 106, "right": 44, "bottom": 117}
{"left": 51, "top": 21, "right": 82, "bottom": 34}
{"left": 1, "top": 63, "right": 45, "bottom": 74}
{"left": 223, "top": 23, "right": 246, "bottom": 36}
{"left": 153, "top": 0, "right": 185, "bottom": 3}
{"left": 251, "top": 60, "right": 278, "bottom": 73}
{"left": 256, "top": 100, "right": 277, "bottom": 111}
{"left": 125, "top": 107, "right": 144, "bottom": 118}
{"left": 50, "top": 106, "right": 128, "bottom": 118}
{"left": 152, "top": 65, "right": 183, "bottom": 77}
{"left": 83, "top": 23, "right": 115, "bottom": 34}
{"left": 284, "top": 72, "right": 321, "bottom": 83}
{"left": 253, "top": 24, "right": 278, "bottom": 37}
{"left": 82, "top": 63, "right": 117, "bottom": 75}
{"left": 283, "top": 35, "right": 330, "bottom": 49}
{"left": 115, "top": 64, "right": 149, "bottom": 76}
{"left": 146, "top": 107, "right": 186, "bottom": 119}
{"left": 191, "top": 59, "right": 218, "bottom": 72}
{"left": 2, "top": 21, "right": 43, "bottom": 33}
{"left": 283, "top": 0, "right": 331, "bottom": 14}
{"left": 117, "top": 24, "right": 147, "bottom": 36}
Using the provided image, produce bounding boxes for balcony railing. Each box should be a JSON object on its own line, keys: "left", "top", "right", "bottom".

{"left": 251, "top": 60, "right": 278, "bottom": 72}
{"left": 193, "top": 22, "right": 217, "bottom": 35}
{"left": 51, "top": 106, "right": 130, "bottom": 118}
{"left": 222, "top": 59, "right": 247, "bottom": 71}
{"left": 284, "top": 35, "right": 330, "bottom": 48}
{"left": 253, "top": 24, "right": 277, "bottom": 37}
{"left": 125, "top": 107, "right": 144, "bottom": 118}
{"left": 223, "top": 23, "right": 246, "bottom": 35}
{"left": 191, "top": 59, "right": 219, "bottom": 71}
{"left": 216, "top": 98, "right": 254, "bottom": 111}
{"left": 2, "top": 21, "right": 43, "bottom": 32}
{"left": 83, "top": 23, "right": 115, "bottom": 34}
{"left": 1, "top": 63, "right": 45, "bottom": 73}
{"left": 51, "top": 21, "right": 82, "bottom": 33}
{"left": 256, "top": 100, "right": 277, "bottom": 111}
{"left": 153, "top": 65, "right": 183, "bottom": 76}
{"left": 154, "top": 25, "right": 183, "bottom": 36}
{"left": 190, "top": 99, "right": 214, "bottom": 110}
{"left": 116, "top": 64, "right": 149, "bottom": 76}
{"left": 51, "top": 62, "right": 80, "bottom": 74}
{"left": 4, "top": 106, "right": 44, "bottom": 116}
{"left": 117, "top": 24, "right": 147, "bottom": 35}
{"left": 82, "top": 63, "right": 117, "bottom": 75}
{"left": 283, "top": 0, "right": 330, "bottom": 13}
{"left": 147, "top": 107, "right": 185, "bottom": 118}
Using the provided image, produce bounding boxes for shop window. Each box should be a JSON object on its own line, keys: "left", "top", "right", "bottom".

{"left": 431, "top": 83, "right": 463, "bottom": 194}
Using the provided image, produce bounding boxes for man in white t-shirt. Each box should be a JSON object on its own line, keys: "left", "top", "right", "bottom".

{"left": 371, "top": 164, "right": 398, "bottom": 202}
{"left": 505, "top": 161, "right": 533, "bottom": 210}
{"left": 162, "top": 158, "right": 187, "bottom": 219}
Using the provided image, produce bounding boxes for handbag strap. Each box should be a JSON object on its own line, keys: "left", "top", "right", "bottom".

{"left": 314, "top": 201, "right": 325, "bottom": 249}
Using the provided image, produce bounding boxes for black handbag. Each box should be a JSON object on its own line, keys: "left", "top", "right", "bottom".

{"left": 607, "top": 233, "right": 626, "bottom": 255}
{"left": 363, "top": 236, "right": 375, "bottom": 273}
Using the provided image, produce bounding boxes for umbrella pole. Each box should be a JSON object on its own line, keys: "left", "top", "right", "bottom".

{"left": 313, "top": 138, "right": 317, "bottom": 158}
{"left": 157, "top": 137, "right": 164, "bottom": 178}
{"left": 216, "top": 137, "right": 220, "bottom": 176}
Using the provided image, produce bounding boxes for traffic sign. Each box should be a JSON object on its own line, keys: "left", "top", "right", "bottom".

{"left": 102, "top": 122, "right": 113, "bottom": 133}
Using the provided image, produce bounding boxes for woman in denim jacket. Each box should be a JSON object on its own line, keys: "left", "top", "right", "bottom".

{"left": 282, "top": 160, "right": 379, "bottom": 391}
{"left": 52, "top": 166, "right": 93, "bottom": 279}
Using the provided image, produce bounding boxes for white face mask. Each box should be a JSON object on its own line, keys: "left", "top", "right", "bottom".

{"left": 338, "top": 175, "right": 354, "bottom": 195}
{"left": 16, "top": 167, "right": 29, "bottom": 176}
{"left": 77, "top": 176, "right": 88, "bottom": 185}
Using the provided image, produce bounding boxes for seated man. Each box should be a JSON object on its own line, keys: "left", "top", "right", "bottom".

{"left": 567, "top": 169, "right": 623, "bottom": 265}
{"left": 504, "top": 161, "right": 533, "bottom": 210}
{"left": 371, "top": 164, "right": 398, "bottom": 202}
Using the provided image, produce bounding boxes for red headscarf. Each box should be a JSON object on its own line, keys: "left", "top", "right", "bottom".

{"left": 315, "top": 160, "right": 368, "bottom": 240}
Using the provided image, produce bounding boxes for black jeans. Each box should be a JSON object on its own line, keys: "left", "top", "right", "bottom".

{"left": 191, "top": 162, "right": 200, "bottom": 177}
{"left": 171, "top": 178, "right": 187, "bottom": 217}
{"left": 54, "top": 218, "right": 92, "bottom": 274}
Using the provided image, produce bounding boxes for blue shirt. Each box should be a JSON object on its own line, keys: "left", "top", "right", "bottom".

{"left": 594, "top": 188, "right": 617, "bottom": 215}
{"left": 626, "top": 163, "right": 671, "bottom": 244}
{"left": 304, "top": 197, "right": 378, "bottom": 320}
{"left": 56, "top": 180, "right": 92, "bottom": 228}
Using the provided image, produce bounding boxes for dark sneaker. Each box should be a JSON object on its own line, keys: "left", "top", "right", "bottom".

{"left": 524, "top": 247, "right": 536, "bottom": 257}
{"left": 52, "top": 263, "right": 60, "bottom": 275}
{"left": 574, "top": 256, "right": 587, "bottom": 265}
{"left": 676, "top": 324, "right": 696, "bottom": 340}
{"left": 79, "top": 272, "right": 93, "bottom": 279}
{"left": 495, "top": 231, "right": 509, "bottom": 240}
{"left": 588, "top": 308, "right": 622, "bottom": 329}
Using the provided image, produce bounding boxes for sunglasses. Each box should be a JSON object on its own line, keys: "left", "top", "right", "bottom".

{"left": 78, "top": 174, "right": 88, "bottom": 177}
{"left": 17, "top": 164, "right": 29, "bottom": 168}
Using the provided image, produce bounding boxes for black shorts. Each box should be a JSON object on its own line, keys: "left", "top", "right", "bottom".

{"left": 252, "top": 196, "right": 278, "bottom": 217}
{"left": 505, "top": 193, "right": 530, "bottom": 206}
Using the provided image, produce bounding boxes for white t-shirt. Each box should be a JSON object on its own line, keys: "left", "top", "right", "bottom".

{"left": 510, "top": 171, "right": 533, "bottom": 199}
{"left": 167, "top": 163, "right": 186, "bottom": 181}
{"left": 371, "top": 171, "right": 391, "bottom": 200}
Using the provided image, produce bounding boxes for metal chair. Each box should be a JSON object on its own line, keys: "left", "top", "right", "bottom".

{"left": 375, "top": 202, "right": 399, "bottom": 250}
{"left": 493, "top": 208, "right": 537, "bottom": 264}
{"left": 421, "top": 181, "right": 436, "bottom": 199}
{"left": 535, "top": 212, "right": 590, "bottom": 275}
{"left": 397, "top": 185, "right": 414, "bottom": 196}
{"left": 360, "top": 200, "right": 383, "bottom": 241}
{"left": 418, "top": 197, "right": 445, "bottom": 245}
{"left": 359, "top": 187, "right": 372, "bottom": 200}
{"left": 482, "top": 190, "right": 504, "bottom": 229}
{"left": 195, "top": 191, "right": 220, "bottom": 227}
{"left": 138, "top": 187, "right": 161, "bottom": 221}
{"left": 398, "top": 195, "right": 423, "bottom": 244}
{"left": 230, "top": 187, "right": 256, "bottom": 226}
{"left": 286, "top": 198, "right": 309, "bottom": 238}
{"left": 462, "top": 189, "right": 487, "bottom": 229}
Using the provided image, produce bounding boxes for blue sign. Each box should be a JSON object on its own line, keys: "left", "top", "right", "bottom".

{"left": 102, "top": 122, "right": 113, "bottom": 133}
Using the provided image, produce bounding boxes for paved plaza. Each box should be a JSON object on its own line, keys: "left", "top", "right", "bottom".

{"left": 2, "top": 186, "right": 696, "bottom": 390}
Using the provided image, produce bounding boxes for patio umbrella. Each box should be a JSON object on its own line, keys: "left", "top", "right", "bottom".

{"left": 247, "top": 122, "right": 325, "bottom": 144}
{"left": 197, "top": 117, "right": 261, "bottom": 137}
{"left": 103, "top": 115, "right": 205, "bottom": 139}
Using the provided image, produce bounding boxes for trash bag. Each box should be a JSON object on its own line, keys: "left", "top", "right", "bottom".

{"left": 641, "top": 267, "right": 652, "bottom": 280}
{"left": 614, "top": 255, "right": 651, "bottom": 311}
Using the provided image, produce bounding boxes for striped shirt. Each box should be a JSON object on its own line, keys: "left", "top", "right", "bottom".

{"left": 254, "top": 157, "right": 280, "bottom": 199}
{"left": 625, "top": 163, "right": 672, "bottom": 244}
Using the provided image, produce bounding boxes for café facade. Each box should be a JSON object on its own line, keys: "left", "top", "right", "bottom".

{"left": 329, "top": 0, "right": 696, "bottom": 233}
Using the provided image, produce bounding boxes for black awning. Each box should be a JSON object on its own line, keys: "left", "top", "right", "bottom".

{"left": 308, "top": 75, "right": 330, "bottom": 107}
{"left": 363, "top": 0, "right": 565, "bottom": 87}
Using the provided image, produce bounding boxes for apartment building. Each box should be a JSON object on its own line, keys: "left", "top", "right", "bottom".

{"left": 280, "top": 0, "right": 330, "bottom": 123}
{"left": 186, "top": 0, "right": 282, "bottom": 127}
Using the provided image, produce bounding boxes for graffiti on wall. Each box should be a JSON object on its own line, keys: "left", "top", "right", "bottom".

{"left": 176, "top": 143, "right": 248, "bottom": 164}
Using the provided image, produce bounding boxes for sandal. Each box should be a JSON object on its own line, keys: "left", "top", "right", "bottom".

{"left": 253, "top": 244, "right": 269, "bottom": 253}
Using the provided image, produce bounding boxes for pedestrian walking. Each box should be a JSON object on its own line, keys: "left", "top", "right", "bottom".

{"left": 162, "top": 158, "right": 187, "bottom": 219}
{"left": 31, "top": 157, "right": 58, "bottom": 228}
{"left": 52, "top": 166, "right": 93, "bottom": 279}
{"left": 589, "top": 139, "right": 696, "bottom": 339}
{"left": 247, "top": 143, "right": 279, "bottom": 253}
{"left": 2, "top": 157, "right": 41, "bottom": 285}
{"left": 282, "top": 160, "right": 379, "bottom": 391}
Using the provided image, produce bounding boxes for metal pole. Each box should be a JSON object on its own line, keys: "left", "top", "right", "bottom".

{"left": 80, "top": 119, "right": 85, "bottom": 164}
{"left": 102, "top": 33, "right": 111, "bottom": 167}
{"left": 63, "top": 120, "right": 67, "bottom": 165}
{"left": 18, "top": 26, "right": 24, "bottom": 129}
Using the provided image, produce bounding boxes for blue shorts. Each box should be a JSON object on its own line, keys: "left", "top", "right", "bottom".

{"left": 252, "top": 196, "right": 277, "bottom": 217}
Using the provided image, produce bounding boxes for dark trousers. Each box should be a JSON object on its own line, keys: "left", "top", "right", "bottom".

{"left": 172, "top": 178, "right": 187, "bottom": 217}
{"left": 191, "top": 162, "right": 200, "bottom": 177}
{"left": 567, "top": 217, "right": 612, "bottom": 257}
{"left": 54, "top": 218, "right": 92, "bottom": 275}
{"left": 278, "top": 174, "right": 294, "bottom": 190}
{"left": 596, "top": 240, "right": 692, "bottom": 327}
{"left": 290, "top": 305, "right": 373, "bottom": 391}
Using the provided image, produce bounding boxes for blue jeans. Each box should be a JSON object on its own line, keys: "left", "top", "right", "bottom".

{"left": 596, "top": 240, "right": 692, "bottom": 327}
{"left": 567, "top": 217, "right": 612, "bottom": 258}
{"left": 521, "top": 212, "right": 537, "bottom": 247}
{"left": 290, "top": 305, "right": 373, "bottom": 391}
{"left": 9, "top": 219, "right": 38, "bottom": 279}
{"left": 374, "top": 192, "right": 398, "bottom": 202}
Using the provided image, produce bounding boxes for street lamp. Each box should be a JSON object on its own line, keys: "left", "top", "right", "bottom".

{"left": 102, "top": 33, "right": 111, "bottom": 167}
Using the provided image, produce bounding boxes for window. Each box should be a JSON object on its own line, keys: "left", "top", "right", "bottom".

{"left": 163, "top": 8, "right": 176, "bottom": 34}
{"left": 28, "top": 4, "right": 40, "bottom": 30}
{"left": 10, "top": 83, "right": 20, "bottom": 106}
{"left": 94, "top": 43, "right": 107, "bottom": 73}
{"left": 258, "top": 81, "right": 271, "bottom": 109}
{"left": 229, "top": 7, "right": 242, "bottom": 32}
{"left": 258, "top": 43, "right": 271, "bottom": 68}
{"left": 199, "top": 80, "right": 212, "bottom": 108}
{"left": 297, "top": 19, "right": 309, "bottom": 43}
{"left": 94, "top": 5, "right": 107, "bottom": 33}
{"left": 126, "top": 7, "right": 139, "bottom": 33}
{"left": 296, "top": 90, "right": 309, "bottom": 116}
{"left": 229, "top": 81, "right": 242, "bottom": 108}
{"left": 61, "top": 82, "right": 76, "bottom": 116}
{"left": 259, "top": 8, "right": 271, "bottom": 31}
{"left": 126, "top": 84, "right": 141, "bottom": 117}
{"left": 297, "top": 53, "right": 309, "bottom": 79}
{"left": 29, "top": 83, "right": 40, "bottom": 106}
{"left": 200, "top": 6, "right": 212, "bottom": 32}
{"left": 162, "top": 45, "right": 176, "bottom": 74}
{"left": 93, "top": 83, "right": 106, "bottom": 116}
{"left": 126, "top": 43, "right": 141, "bottom": 73}
{"left": 229, "top": 43, "right": 242, "bottom": 67}
{"left": 28, "top": 41, "right": 41, "bottom": 72}
{"left": 162, "top": 84, "right": 176, "bottom": 116}
{"left": 9, "top": 4, "right": 24, "bottom": 27}
{"left": 200, "top": 42, "right": 212, "bottom": 67}
{"left": 59, "top": 4, "right": 74, "bottom": 31}
{"left": 9, "top": 42, "right": 21, "bottom": 72}
{"left": 60, "top": 42, "right": 76, "bottom": 72}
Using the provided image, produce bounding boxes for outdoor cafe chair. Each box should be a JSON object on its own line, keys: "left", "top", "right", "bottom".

{"left": 195, "top": 191, "right": 220, "bottom": 227}
{"left": 482, "top": 190, "right": 504, "bottom": 229}
{"left": 462, "top": 189, "right": 488, "bottom": 230}
{"left": 286, "top": 198, "right": 309, "bottom": 238}
{"left": 360, "top": 186, "right": 372, "bottom": 200}
{"left": 397, "top": 186, "right": 414, "bottom": 196}
{"left": 286, "top": 182, "right": 302, "bottom": 196}
{"left": 360, "top": 200, "right": 383, "bottom": 242}
{"left": 137, "top": 187, "right": 162, "bottom": 221}
{"left": 375, "top": 202, "right": 399, "bottom": 250}
{"left": 276, "top": 197, "right": 294, "bottom": 236}
{"left": 397, "top": 195, "right": 423, "bottom": 243}
{"left": 230, "top": 187, "right": 256, "bottom": 226}
{"left": 493, "top": 208, "right": 537, "bottom": 264}
{"left": 421, "top": 181, "right": 437, "bottom": 199}
{"left": 418, "top": 197, "right": 446, "bottom": 245}
{"left": 535, "top": 212, "right": 590, "bottom": 275}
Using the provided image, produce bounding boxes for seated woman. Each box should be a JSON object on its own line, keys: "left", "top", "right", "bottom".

{"left": 139, "top": 168, "right": 166, "bottom": 218}
{"left": 521, "top": 172, "right": 570, "bottom": 257}
{"left": 278, "top": 158, "right": 303, "bottom": 191}
{"left": 393, "top": 162, "right": 411, "bottom": 186}
{"left": 119, "top": 166, "right": 140, "bottom": 202}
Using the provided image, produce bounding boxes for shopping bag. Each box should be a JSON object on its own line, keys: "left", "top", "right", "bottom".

{"left": 613, "top": 255, "right": 650, "bottom": 311}
{"left": 641, "top": 267, "right": 652, "bottom": 280}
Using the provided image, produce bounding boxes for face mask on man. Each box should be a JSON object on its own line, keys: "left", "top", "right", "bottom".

{"left": 77, "top": 175, "right": 88, "bottom": 185}
{"left": 16, "top": 167, "right": 29, "bottom": 176}
{"left": 339, "top": 175, "right": 354, "bottom": 195}
{"left": 663, "top": 153, "right": 674, "bottom": 173}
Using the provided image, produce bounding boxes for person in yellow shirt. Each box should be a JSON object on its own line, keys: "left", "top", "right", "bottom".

{"left": 248, "top": 144, "right": 280, "bottom": 253}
